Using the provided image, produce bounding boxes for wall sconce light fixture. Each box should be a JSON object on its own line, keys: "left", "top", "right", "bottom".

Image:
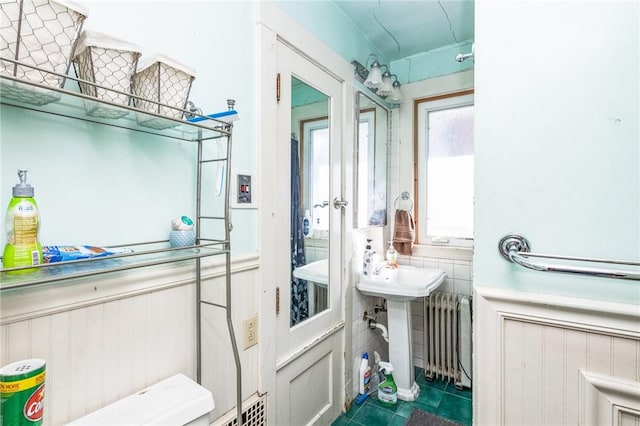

{"left": 352, "top": 54, "right": 402, "bottom": 103}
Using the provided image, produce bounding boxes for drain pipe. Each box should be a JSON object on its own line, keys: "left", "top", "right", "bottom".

{"left": 365, "top": 316, "right": 389, "bottom": 343}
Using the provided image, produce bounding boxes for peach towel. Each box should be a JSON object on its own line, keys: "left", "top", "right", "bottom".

{"left": 393, "top": 209, "right": 415, "bottom": 255}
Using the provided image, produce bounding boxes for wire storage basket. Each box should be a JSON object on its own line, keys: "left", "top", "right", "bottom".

{"left": 72, "top": 30, "right": 141, "bottom": 119}
{"left": 0, "top": 0, "right": 87, "bottom": 91}
{"left": 132, "top": 54, "right": 196, "bottom": 130}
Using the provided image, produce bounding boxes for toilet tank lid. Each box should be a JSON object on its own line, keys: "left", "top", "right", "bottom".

{"left": 67, "top": 374, "right": 214, "bottom": 425}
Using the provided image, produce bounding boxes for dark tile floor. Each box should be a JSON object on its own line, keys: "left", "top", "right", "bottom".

{"left": 332, "top": 368, "right": 472, "bottom": 426}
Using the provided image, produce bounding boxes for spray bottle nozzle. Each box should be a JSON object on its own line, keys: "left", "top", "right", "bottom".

{"left": 379, "top": 361, "right": 393, "bottom": 374}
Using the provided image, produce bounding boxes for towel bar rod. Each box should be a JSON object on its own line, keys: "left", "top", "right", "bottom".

{"left": 518, "top": 252, "right": 640, "bottom": 266}
{"left": 498, "top": 234, "right": 640, "bottom": 281}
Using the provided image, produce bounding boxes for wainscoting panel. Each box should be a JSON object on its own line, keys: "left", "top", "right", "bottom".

{"left": 0, "top": 255, "right": 259, "bottom": 426}
{"left": 579, "top": 370, "right": 640, "bottom": 426}
{"left": 475, "top": 287, "right": 640, "bottom": 426}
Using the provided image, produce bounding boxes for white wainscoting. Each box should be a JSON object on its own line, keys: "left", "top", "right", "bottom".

{"left": 0, "top": 254, "right": 259, "bottom": 425}
{"left": 475, "top": 287, "right": 640, "bottom": 426}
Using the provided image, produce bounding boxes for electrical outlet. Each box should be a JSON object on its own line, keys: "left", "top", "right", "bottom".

{"left": 243, "top": 315, "right": 258, "bottom": 350}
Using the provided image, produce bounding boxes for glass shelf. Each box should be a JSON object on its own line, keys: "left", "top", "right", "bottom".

{"left": 1, "top": 62, "right": 232, "bottom": 292}
{"left": 0, "top": 73, "right": 231, "bottom": 142}
{"left": 0, "top": 241, "right": 229, "bottom": 292}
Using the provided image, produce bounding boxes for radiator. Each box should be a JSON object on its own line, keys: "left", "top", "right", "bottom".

{"left": 423, "top": 292, "right": 472, "bottom": 389}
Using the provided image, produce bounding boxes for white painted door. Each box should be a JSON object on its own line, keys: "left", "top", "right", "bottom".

{"left": 274, "top": 40, "right": 345, "bottom": 425}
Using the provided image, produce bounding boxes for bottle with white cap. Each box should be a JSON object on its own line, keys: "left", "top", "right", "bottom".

{"left": 377, "top": 361, "right": 398, "bottom": 405}
{"left": 3, "top": 170, "right": 42, "bottom": 273}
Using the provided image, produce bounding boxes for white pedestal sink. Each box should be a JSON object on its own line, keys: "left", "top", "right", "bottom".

{"left": 356, "top": 266, "right": 446, "bottom": 401}
{"left": 292, "top": 259, "right": 328, "bottom": 316}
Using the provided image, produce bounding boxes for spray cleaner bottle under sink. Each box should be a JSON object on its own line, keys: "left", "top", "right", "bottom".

{"left": 377, "top": 361, "right": 398, "bottom": 405}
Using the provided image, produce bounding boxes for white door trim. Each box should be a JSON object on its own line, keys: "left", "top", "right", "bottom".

{"left": 257, "top": 3, "right": 355, "bottom": 426}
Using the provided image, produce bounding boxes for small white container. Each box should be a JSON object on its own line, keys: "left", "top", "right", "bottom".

{"left": 132, "top": 54, "right": 196, "bottom": 129}
{"left": 72, "top": 30, "right": 141, "bottom": 118}
{"left": 0, "top": 0, "right": 88, "bottom": 88}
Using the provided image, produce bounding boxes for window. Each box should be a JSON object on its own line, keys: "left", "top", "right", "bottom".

{"left": 415, "top": 92, "right": 474, "bottom": 247}
{"left": 356, "top": 109, "right": 374, "bottom": 227}
{"left": 302, "top": 118, "right": 329, "bottom": 234}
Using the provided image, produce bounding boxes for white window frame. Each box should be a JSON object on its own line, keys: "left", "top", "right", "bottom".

{"left": 416, "top": 92, "right": 474, "bottom": 248}
{"left": 356, "top": 110, "right": 375, "bottom": 227}
{"left": 302, "top": 118, "right": 329, "bottom": 233}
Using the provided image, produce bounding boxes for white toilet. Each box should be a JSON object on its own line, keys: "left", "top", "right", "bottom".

{"left": 68, "top": 374, "right": 214, "bottom": 425}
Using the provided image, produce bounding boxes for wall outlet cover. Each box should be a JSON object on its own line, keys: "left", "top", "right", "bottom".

{"left": 243, "top": 315, "right": 258, "bottom": 350}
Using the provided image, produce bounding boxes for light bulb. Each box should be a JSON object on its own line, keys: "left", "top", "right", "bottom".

{"left": 377, "top": 71, "right": 393, "bottom": 97}
{"left": 390, "top": 80, "right": 402, "bottom": 102}
{"left": 364, "top": 61, "right": 383, "bottom": 89}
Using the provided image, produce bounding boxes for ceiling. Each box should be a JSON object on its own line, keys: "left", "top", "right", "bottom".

{"left": 332, "top": 0, "right": 475, "bottom": 62}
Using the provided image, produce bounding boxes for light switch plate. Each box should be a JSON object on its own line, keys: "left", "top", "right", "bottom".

{"left": 231, "top": 171, "right": 257, "bottom": 208}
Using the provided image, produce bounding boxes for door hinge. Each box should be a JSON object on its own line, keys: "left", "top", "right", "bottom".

{"left": 276, "top": 286, "right": 280, "bottom": 315}
{"left": 276, "top": 73, "right": 281, "bottom": 102}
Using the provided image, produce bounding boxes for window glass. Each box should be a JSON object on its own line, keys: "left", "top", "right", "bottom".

{"left": 357, "top": 112, "right": 374, "bottom": 227}
{"left": 303, "top": 120, "right": 329, "bottom": 233}
{"left": 416, "top": 93, "right": 474, "bottom": 246}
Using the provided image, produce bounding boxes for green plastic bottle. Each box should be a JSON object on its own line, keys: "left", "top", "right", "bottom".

{"left": 2, "top": 170, "right": 43, "bottom": 274}
{"left": 377, "top": 361, "right": 398, "bottom": 405}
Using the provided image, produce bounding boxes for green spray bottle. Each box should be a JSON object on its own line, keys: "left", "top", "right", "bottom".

{"left": 377, "top": 361, "right": 398, "bottom": 405}
{"left": 3, "top": 170, "right": 43, "bottom": 274}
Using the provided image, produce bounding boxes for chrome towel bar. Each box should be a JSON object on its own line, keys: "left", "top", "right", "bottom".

{"left": 498, "top": 234, "right": 640, "bottom": 281}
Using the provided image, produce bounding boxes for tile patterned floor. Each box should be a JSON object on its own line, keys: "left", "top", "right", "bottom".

{"left": 332, "top": 368, "right": 472, "bottom": 426}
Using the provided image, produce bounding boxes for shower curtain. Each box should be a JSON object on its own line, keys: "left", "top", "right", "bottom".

{"left": 290, "top": 136, "right": 308, "bottom": 326}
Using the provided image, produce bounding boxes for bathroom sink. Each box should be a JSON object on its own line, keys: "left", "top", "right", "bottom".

{"left": 356, "top": 266, "right": 446, "bottom": 302}
{"left": 292, "top": 258, "right": 328, "bottom": 286}
{"left": 356, "top": 265, "right": 448, "bottom": 402}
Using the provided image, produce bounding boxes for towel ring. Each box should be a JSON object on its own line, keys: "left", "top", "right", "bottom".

{"left": 394, "top": 191, "right": 413, "bottom": 210}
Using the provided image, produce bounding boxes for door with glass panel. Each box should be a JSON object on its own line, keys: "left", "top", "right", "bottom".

{"left": 274, "top": 40, "right": 344, "bottom": 425}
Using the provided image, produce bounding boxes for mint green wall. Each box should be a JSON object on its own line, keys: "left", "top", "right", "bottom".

{"left": 391, "top": 39, "right": 474, "bottom": 84}
{"left": 1, "top": 1, "right": 259, "bottom": 254}
{"left": 474, "top": 1, "right": 639, "bottom": 303}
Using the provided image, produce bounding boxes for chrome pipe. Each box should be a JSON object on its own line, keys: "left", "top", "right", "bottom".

{"left": 498, "top": 234, "right": 640, "bottom": 281}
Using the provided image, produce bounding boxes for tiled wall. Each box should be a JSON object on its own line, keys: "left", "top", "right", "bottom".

{"left": 304, "top": 237, "right": 329, "bottom": 262}
{"left": 349, "top": 228, "right": 390, "bottom": 401}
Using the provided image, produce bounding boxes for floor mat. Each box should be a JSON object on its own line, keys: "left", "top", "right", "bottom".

{"left": 406, "top": 409, "right": 461, "bottom": 426}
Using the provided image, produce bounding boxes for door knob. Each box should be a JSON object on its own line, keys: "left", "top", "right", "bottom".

{"left": 333, "top": 198, "right": 348, "bottom": 209}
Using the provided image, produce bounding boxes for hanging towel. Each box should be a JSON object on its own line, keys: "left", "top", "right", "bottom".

{"left": 393, "top": 209, "right": 415, "bottom": 255}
